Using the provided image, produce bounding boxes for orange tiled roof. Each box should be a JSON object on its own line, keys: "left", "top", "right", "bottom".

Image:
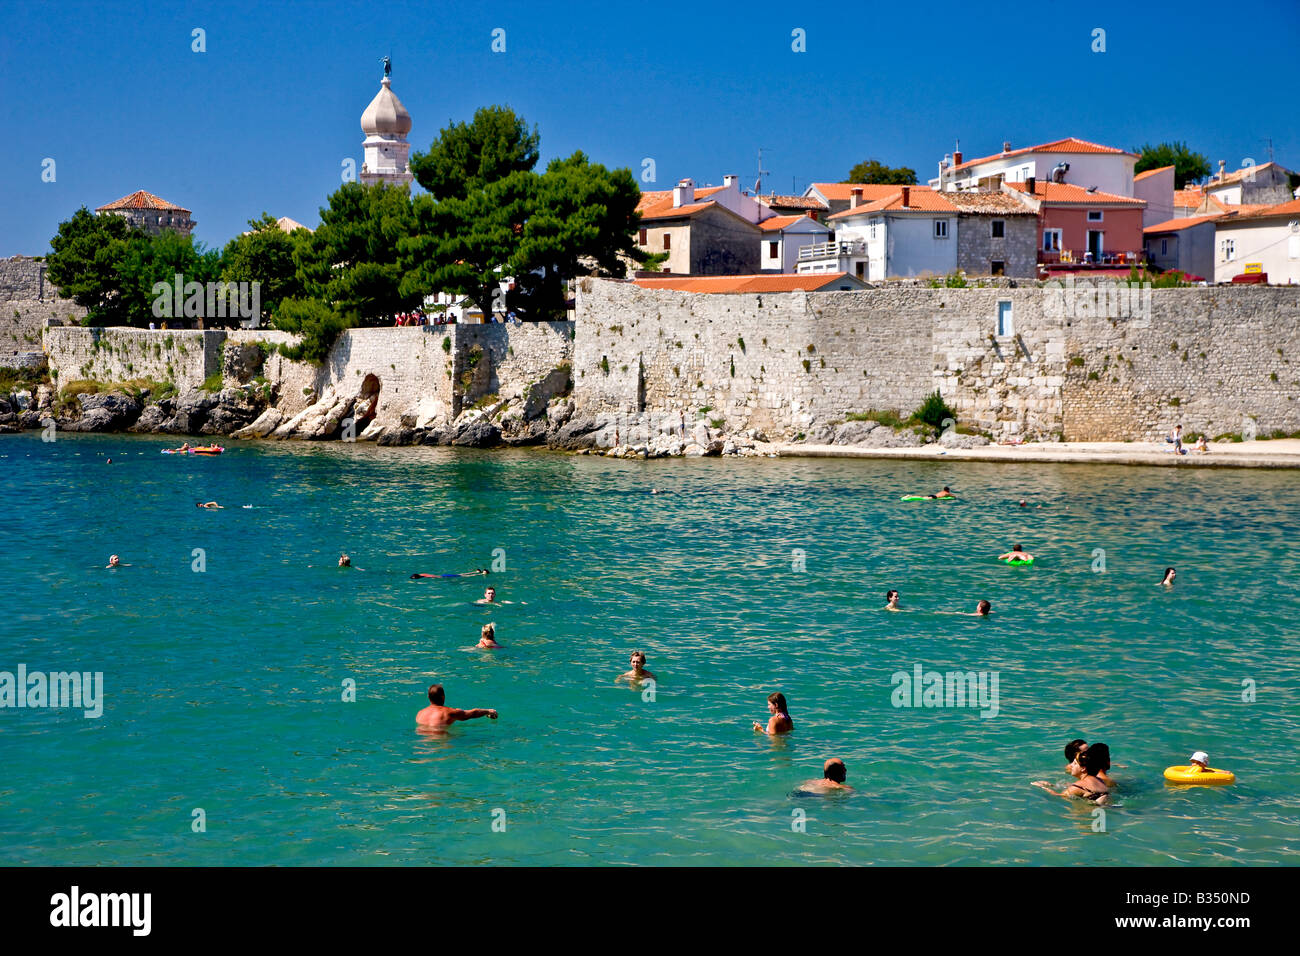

{"left": 828, "top": 187, "right": 954, "bottom": 219}
{"left": 1004, "top": 181, "right": 1145, "bottom": 206}
{"left": 1206, "top": 161, "right": 1288, "bottom": 188}
{"left": 633, "top": 273, "right": 861, "bottom": 293}
{"left": 1219, "top": 198, "right": 1300, "bottom": 221}
{"left": 637, "top": 184, "right": 735, "bottom": 221}
{"left": 758, "top": 214, "right": 821, "bottom": 232}
{"left": 808, "top": 183, "right": 909, "bottom": 202}
{"left": 636, "top": 190, "right": 672, "bottom": 213}
{"left": 945, "top": 191, "right": 1036, "bottom": 214}
{"left": 951, "top": 137, "right": 1135, "bottom": 173}
{"left": 95, "top": 189, "right": 191, "bottom": 213}
{"left": 1144, "top": 214, "right": 1223, "bottom": 234}
{"left": 1133, "top": 165, "right": 1174, "bottom": 182}
{"left": 1173, "top": 187, "right": 1204, "bottom": 209}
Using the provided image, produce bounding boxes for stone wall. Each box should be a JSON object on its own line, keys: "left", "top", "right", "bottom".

{"left": 0, "top": 256, "right": 87, "bottom": 367}
{"left": 573, "top": 278, "right": 1300, "bottom": 442}
{"left": 44, "top": 327, "right": 221, "bottom": 390}
{"left": 956, "top": 215, "right": 1038, "bottom": 278}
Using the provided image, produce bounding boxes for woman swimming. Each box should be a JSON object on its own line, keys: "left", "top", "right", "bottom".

{"left": 1034, "top": 742, "right": 1112, "bottom": 803}
{"left": 753, "top": 692, "right": 793, "bottom": 735}
{"left": 1159, "top": 567, "right": 1176, "bottom": 587}
{"left": 477, "top": 623, "right": 500, "bottom": 649}
{"left": 884, "top": 590, "right": 902, "bottom": 611}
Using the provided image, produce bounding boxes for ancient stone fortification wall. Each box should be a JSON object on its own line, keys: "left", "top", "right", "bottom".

{"left": 1, "top": 256, "right": 87, "bottom": 367}
{"left": 574, "top": 279, "right": 1300, "bottom": 442}
{"left": 44, "top": 328, "right": 221, "bottom": 390}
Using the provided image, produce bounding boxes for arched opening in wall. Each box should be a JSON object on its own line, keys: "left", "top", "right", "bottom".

{"left": 356, "top": 373, "right": 381, "bottom": 427}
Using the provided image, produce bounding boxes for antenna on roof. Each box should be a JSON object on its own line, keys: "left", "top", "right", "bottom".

{"left": 754, "top": 147, "right": 771, "bottom": 196}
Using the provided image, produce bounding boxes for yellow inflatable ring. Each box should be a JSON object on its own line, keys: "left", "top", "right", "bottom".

{"left": 1164, "top": 765, "right": 1235, "bottom": 785}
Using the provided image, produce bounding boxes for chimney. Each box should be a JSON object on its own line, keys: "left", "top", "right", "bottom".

{"left": 1025, "top": 175, "right": 1036, "bottom": 196}
{"left": 953, "top": 149, "right": 963, "bottom": 166}
{"left": 850, "top": 186, "right": 863, "bottom": 209}
{"left": 1217, "top": 159, "right": 1226, "bottom": 182}
{"left": 901, "top": 186, "right": 911, "bottom": 208}
{"left": 672, "top": 178, "right": 695, "bottom": 208}
{"left": 1002, "top": 141, "right": 1011, "bottom": 153}
{"left": 723, "top": 174, "right": 738, "bottom": 190}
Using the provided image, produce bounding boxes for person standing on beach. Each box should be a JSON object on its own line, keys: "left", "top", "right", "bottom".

{"left": 416, "top": 683, "right": 498, "bottom": 730}
{"left": 754, "top": 692, "right": 793, "bottom": 735}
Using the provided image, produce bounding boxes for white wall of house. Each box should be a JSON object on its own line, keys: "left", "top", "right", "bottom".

{"left": 1213, "top": 219, "right": 1300, "bottom": 284}
{"left": 945, "top": 151, "right": 1136, "bottom": 198}
{"left": 873, "top": 214, "right": 958, "bottom": 279}
{"left": 1134, "top": 166, "right": 1176, "bottom": 227}
{"left": 705, "top": 178, "right": 776, "bottom": 225}
{"left": 761, "top": 219, "right": 832, "bottom": 273}
{"left": 1146, "top": 221, "right": 1217, "bottom": 279}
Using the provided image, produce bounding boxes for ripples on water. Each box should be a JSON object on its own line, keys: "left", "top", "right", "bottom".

{"left": 1, "top": 433, "right": 1298, "bottom": 865}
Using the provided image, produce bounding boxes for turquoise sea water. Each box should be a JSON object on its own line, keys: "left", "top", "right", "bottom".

{"left": 1, "top": 432, "right": 1298, "bottom": 866}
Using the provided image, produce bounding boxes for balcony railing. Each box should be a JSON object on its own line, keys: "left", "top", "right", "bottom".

{"left": 799, "top": 240, "right": 867, "bottom": 261}
{"left": 1039, "top": 249, "right": 1143, "bottom": 267}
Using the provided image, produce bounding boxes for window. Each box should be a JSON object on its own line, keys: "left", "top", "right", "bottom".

{"left": 990, "top": 260, "right": 1005, "bottom": 276}
{"left": 934, "top": 219, "right": 949, "bottom": 239}
{"left": 870, "top": 223, "right": 877, "bottom": 239}
{"left": 1043, "top": 229, "right": 1062, "bottom": 252}
{"left": 768, "top": 241, "right": 779, "bottom": 259}
{"left": 1160, "top": 238, "right": 1168, "bottom": 256}
{"left": 1087, "top": 210, "right": 1103, "bottom": 222}
{"left": 997, "top": 300, "right": 1013, "bottom": 337}
{"left": 663, "top": 234, "right": 671, "bottom": 251}
{"left": 638, "top": 227, "right": 647, "bottom": 245}
{"left": 990, "top": 220, "right": 1005, "bottom": 239}
{"left": 1290, "top": 235, "right": 1300, "bottom": 260}
{"left": 1221, "top": 238, "right": 1234, "bottom": 261}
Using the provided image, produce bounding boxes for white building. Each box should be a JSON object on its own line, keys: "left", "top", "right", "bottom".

{"left": 758, "top": 214, "right": 832, "bottom": 273}
{"left": 801, "top": 186, "right": 957, "bottom": 280}
{"left": 932, "top": 137, "right": 1138, "bottom": 199}
{"left": 359, "top": 71, "right": 413, "bottom": 186}
{"left": 1212, "top": 199, "right": 1300, "bottom": 284}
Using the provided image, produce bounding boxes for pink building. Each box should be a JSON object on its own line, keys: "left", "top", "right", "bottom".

{"left": 1003, "top": 180, "right": 1146, "bottom": 271}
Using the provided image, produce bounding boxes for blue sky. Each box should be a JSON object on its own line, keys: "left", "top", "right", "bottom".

{"left": 2, "top": 0, "right": 1298, "bottom": 256}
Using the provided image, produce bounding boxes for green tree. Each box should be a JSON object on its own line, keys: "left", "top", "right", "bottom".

{"left": 221, "top": 213, "right": 306, "bottom": 321}
{"left": 845, "top": 160, "right": 918, "bottom": 185}
{"left": 409, "top": 105, "right": 540, "bottom": 201}
{"left": 46, "top": 207, "right": 140, "bottom": 325}
{"left": 271, "top": 297, "right": 352, "bottom": 363}
{"left": 295, "top": 183, "right": 421, "bottom": 324}
{"left": 1134, "top": 141, "right": 1210, "bottom": 189}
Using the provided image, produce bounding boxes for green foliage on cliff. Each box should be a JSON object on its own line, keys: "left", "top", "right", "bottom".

{"left": 271, "top": 298, "right": 353, "bottom": 364}
{"left": 913, "top": 390, "right": 955, "bottom": 432}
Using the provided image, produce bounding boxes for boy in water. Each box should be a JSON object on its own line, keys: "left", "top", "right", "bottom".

{"left": 476, "top": 586, "right": 500, "bottom": 605}
{"left": 998, "top": 544, "right": 1034, "bottom": 562}
{"left": 797, "top": 758, "right": 853, "bottom": 793}
{"left": 415, "top": 683, "right": 498, "bottom": 730}
{"left": 929, "top": 486, "right": 956, "bottom": 499}
{"left": 617, "top": 651, "right": 655, "bottom": 683}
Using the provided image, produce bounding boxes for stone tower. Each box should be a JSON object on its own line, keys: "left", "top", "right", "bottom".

{"left": 359, "top": 70, "right": 413, "bottom": 187}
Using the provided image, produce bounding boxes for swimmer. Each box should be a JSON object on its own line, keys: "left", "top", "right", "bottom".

{"left": 1060, "top": 739, "right": 1116, "bottom": 788}
{"left": 1034, "top": 742, "right": 1111, "bottom": 804}
{"left": 617, "top": 651, "right": 656, "bottom": 682}
{"left": 1187, "top": 750, "right": 1213, "bottom": 773}
{"left": 338, "top": 554, "right": 352, "bottom": 567}
{"left": 753, "top": 692, "right": 794, "bottom": 735}
{"left": 998, "top": 544, "right": 1034, "bottom": 562}
{"left": 415, "top": 683, "right": 498, "bottom": 730}
{"left": 476, "top": 586, "right": 500, "bottom": 605}
{"left": 105, "top": 554, "right": 129, "bottom": 569}
{"left": 477, "top": 623, "right": 500, "bottom": 649}
{"left": 1019, "top": 498, "right": 1028, "bottom": 507}
{"left": 1159, "top": 567, "right": 1176, "bottom": 587}
{"left": 796, "top": 758, "right": 853, "bottom": 793}
{"left": 106, "top": 458, "right": 112, "bottom": 465}
{"left": 410, "top": 569, "right": 489, "bottom": 579}
{"left": 928, "top": 486, "right": 956, "bottom": 499}
{"left": 883, "top": 589, "right": 902, "bottom": 611}
{"left": 975, "top": 599, "right": 991, "bottom": 616}
{"left": 195, "top": 501, "right": 223, "bottom": 509}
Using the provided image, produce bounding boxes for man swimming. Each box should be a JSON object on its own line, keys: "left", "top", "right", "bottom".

{"left": 998, "top": 544, "right": 1034, "bottom": 562}
{"left": 338, "top": 554, "right": 352, "bottom": 567}
{"left": 195, "top": 501, "right": 223, "bottom": 509}
{"left": 1033, "top": 743, "right": 1112, "bottom": 804}
{"left": 105, "top": 554, "right": 128, "bottom": 569}
{"left": 753, "top": 692, "right": 794, "bottom": 735}
{"left": 476, "top": 587, "right": 500, "bottom": 605}
{"left": 410, "top": 569, "right": 489, "bottom": 579}
{"left": 617, "top": 651, "right": 656, "bottom": 682}
{"left": 796, "top": 758, "right": 853, "bottom": 793}
{"left": 477, "top": 624, "right": 500, "bottom": 649}
{"left": 928, "top": 486, "right": 956, "bottom": 499}
{"left": 415, "top": 683, "right": 498, "bottom": 730}
{"left": 976, "top": 599, "right": 991, "bottom": 616}
{"left": 1061, "top": 739, "right": 1116, "bottom": 787}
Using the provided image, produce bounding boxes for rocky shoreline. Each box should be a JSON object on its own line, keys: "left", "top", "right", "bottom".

{"left": 1, "top": 375, "right": 993, "bottom": 458}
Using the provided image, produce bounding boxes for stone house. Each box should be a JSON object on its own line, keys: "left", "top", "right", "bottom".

{"left": 95, "top": 190, "right": 195, "bottom": 236}
{"left": 946, "top": 191, "right": 1038, "bottom": 277}
{"left": 635, "top": 178, "right": 769, "bottom": 275}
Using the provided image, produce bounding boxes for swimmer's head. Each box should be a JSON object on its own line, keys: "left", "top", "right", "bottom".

{"left": 1162, "top": 567, "right": 1175, "bottom": 582}
{"left": 630, "top": 651, "right": 646, "bottom": 668}
{"left": 767, "top": 691, "right": 789, "bottom": 715}
{"left": 485, "top": 587, "right": 496, "bottom": 600}
{"left": 1013, "top": 544, "right": 1024, "bottom": 552}
{"left": 943, "top": 486, "right": 951, "bottom": 493}
{"left": 823, "top": 758, "right": 847, "bottom": 783}
{"left": 481, "top": 623, "right": 495, "bottom": 639}
{"left": 195, "top": 502, "right": 203, "bottom": 508}
{"left": 1019, "top": 499, "right": 1027, "bottom": 506}
{"left": 108, "top": 554, "right": 120, "bottom": 566}
{"left": 1065, "top": 739, "right": 1088, "bottom": 763}
{"left": 1189, "top": 751, "right": 1210, "bottom": 769}
{"left": 339, "top": 554, "right": 351, "bottom": 567}
{"left": 427, "top": 683, "right": 446, "bottom": 706}
{"left": 977, "top": 600, "right": 991, "bottom": 616}
{"left": 1079, "top": 742, "right": 1110, "bottom": 775}
{"left": 886, "top": 589, "right": 898, "bottom": 602}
